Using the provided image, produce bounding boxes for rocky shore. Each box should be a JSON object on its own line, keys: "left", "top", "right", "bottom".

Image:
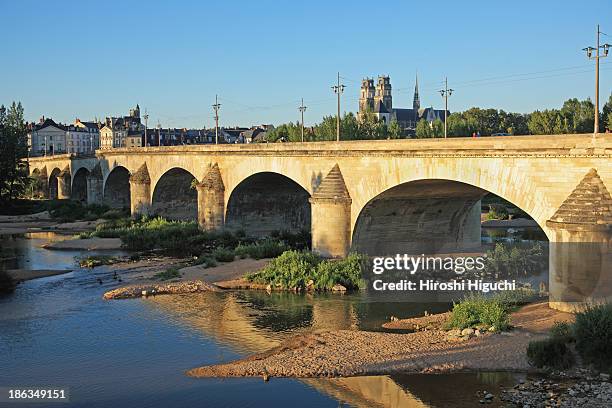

{"left": 103, "top": 279, "right": 220, "bottom": 299}
{"left": 500, "top": 371, "right": 612, "bottom": 407}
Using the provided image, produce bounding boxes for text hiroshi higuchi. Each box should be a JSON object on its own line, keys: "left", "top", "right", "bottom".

{"left": 372, "top": 279, "right": 517, "bottom": 293}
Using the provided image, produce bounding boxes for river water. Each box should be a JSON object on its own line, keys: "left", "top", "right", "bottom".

{"left": 0, "top": 231, "right": 540, "bottom": 407}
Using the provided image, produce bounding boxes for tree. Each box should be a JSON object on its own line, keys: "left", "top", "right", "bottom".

{"left": 527, "top": 109, "right": 566, "bottom": 135}
{"left": 561, "top": 98, "right": 594, "bottom": 133}
{"left": 415, "top": 119, "right": 443, "bottom": 138}
{"left": 0, "top": 102, "right": 29, "bottom": 202}
{"left": 602, "top": 94, "right": 612, "bottom": 131}
{"left": 388, "top": 119, "right": 402, "bottom": 139}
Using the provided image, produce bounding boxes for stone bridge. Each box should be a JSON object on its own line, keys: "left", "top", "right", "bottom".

{"left": 28, "top": 134, "right": 612, "bottom": 311}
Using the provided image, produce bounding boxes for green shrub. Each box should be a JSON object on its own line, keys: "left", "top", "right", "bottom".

{"left": 234, "top": 239, "right": 289, "bottom": 260}
{"left": 194, "top": 255, "right": 217, "bottom": 268}
{"left": 527, "top": 337, "right": 575, "bottom": 369}
{"left": 486, "top": 204, "right": 509, "bottom": 220}
{"left": 315, "top": 253, "right": 365, "bottom": 290}
{"left": 446, "top": 293, "right": 513, "bottom": 331}
{"left": 574, "top": 303, "right": 612, "bottom": 371}
{"left": 78, "top": 255, "right": 116, "bottom": 268}
{"left": 211, "top": 247, "right": 235, "bottom": 262}
{"left": 550, "top": 321, "right": 574, "bottom": 342}
{"left": 246, "top": 250, "right": 364, "bottom": 290}
{"left": 153, "top": 267, "right": 181, "bottom": 281}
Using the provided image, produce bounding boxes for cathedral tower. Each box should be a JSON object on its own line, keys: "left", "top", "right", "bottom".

{"left": 412, "top": 73, "right": 420, "bottom": 111}
{"left": 359, "top": 78, "right": 375, "bottom": 114}
{"left": 374, "top": 75, "right": 392, "bottom": 113}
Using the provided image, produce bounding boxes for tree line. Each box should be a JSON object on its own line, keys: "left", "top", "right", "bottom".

{"left": 0, "top": 102, "right": 28, "bottom": 203}
{"left": 265, "top": 95, "right": 612, "bottom": 141}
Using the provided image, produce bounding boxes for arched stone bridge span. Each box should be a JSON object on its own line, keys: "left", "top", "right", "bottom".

{"left": 28, "top": 134, "right": 612, "bottom": 311}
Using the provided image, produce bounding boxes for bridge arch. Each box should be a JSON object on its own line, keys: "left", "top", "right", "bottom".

{"left": 71, "top": 167, "right": 90, "bottom": 202}
{"left": 48, "top": 167, "right": 61, "bottom": 199}
{"left": 103, "top": 166, "right": 130, "bottom": 209}
{"left": 151, "top": 167, "right": 197, "bottom": 220}
{"left": 225, "top": 171, "right": 311, "bottom": 236}
{"left": 351, "top": 176, "right": 548, "bottom": 256}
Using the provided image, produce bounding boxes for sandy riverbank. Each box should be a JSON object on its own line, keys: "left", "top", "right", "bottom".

{"left": 102, "top": 257, "right": 271, "bottom": 299}
{"left": 186, "top": 302, "right": 573, "bottom": 379}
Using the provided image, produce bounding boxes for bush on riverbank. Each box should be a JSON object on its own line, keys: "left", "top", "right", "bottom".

{"left": 211, "top": 247, "right": 235, "bottom": 262}
{"left": 446, "top": 290, "right": 534, "bottom": 332}
{"left": 78, "top": 255, "right": 117, "bottom": 268}
{"left": 234, "top": 239, "right": 289, "bottom": 260}
{"left": 153, "top": 267, "right": 181, "bottom": 281}
{"left": 574, "top": 303, "right": 612, "bottom": 371}
{"left": 525, "top": 303, "right": 612, "bottom": 372}
{"left": 86, "top": 216, "right": 302, "bottom": 260}
{"left": 245, "top": 250, "right": 365, "bottom": 291}
{"left": 527, "top": 337, "right": 575, "bottom": 369}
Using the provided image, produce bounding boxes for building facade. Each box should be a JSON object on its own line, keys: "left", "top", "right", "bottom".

{"left": 65, "top": 119, "right": 100, "bottom": 154}
{"left": 28, "top": 118, "right": 66, "bottom": 156}
{"left": 99, "top": 105, "right": 142, "bottom": 149}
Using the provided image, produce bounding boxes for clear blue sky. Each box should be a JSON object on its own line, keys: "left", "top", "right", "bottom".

{"left": 1, "top": 0, "right": 610, "bottom": 128}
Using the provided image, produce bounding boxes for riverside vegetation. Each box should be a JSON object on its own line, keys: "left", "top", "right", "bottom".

{"left": 445, "top": 289, "right": 535, "bottom": 332}
{"left": 527, "top": 303, "right": 612, "bottom": 372}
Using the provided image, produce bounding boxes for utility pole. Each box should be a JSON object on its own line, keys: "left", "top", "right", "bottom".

{"left": 438, "top": 77, "right": 454, "bottom": 138}
{"left": 331, "top": 72, "right": 345, "bottom": 141}
{"left": 143, "top": 109, "right": 149, "bottom": 147}
{"left": 298, "top": 98, "right": 307, "bottom": 142}
{"left": 583, "top": 24, "right": 610, "bottom": 134}
{"left": 213, "top": 94, "right": 221, "bottom": 144}
{"left": 157, "top": 122, "right": 161, "bottom": 146}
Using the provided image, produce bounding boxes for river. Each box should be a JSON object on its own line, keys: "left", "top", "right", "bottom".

{"left": 0, "top": 231, "right": 542, "bottom": 407}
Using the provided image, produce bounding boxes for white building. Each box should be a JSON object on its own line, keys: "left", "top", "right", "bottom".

{"left": 65, "top": 119, "right": 100, "bottom": 154}
{"left": 28, "top": 118, "right": 66, "bottom": 156}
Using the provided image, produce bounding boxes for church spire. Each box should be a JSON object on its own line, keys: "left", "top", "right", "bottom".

{"left": 413, "top": 72, "right": 420, "bottom": 111}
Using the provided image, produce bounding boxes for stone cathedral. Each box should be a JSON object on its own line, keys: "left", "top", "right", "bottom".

{"left": 358, "top": 75, "right": 448, "bottom": 132}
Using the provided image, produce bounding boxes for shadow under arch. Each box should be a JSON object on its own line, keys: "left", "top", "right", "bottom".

{"left": 226, "top": 172, "right": 311, "bottom": 236}
{"left": 352, "top": 178, "right": 547, "bottom": 256}
{"left": 48, "top": 167, "right": 61, "bottom": 199}
{"left": 71, "top": 167, "right": 90, "bottom": 202}
{"left": 151, "top": 167, "right": 197, "bottom": 221}
{"left": 103, "top": 166, "right": 130, "bottom": 209}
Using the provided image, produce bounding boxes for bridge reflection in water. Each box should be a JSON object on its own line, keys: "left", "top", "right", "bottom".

{"left": 145, "top": 291, "right": 520, "bottom": 407}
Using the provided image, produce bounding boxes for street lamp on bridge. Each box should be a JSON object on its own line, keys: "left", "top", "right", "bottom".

{"left": 582, "top": 24, "right": 610, "bottom": 134}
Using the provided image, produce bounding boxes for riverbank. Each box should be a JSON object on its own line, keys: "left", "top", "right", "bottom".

{"left": 102, "top": 257, "right": 271, "bottom": 299}
{"left": 0, "top": 211, "right": 100, "bottom": 235}
{"left": 186, "top": 302, "right": 573, "bottom": 379}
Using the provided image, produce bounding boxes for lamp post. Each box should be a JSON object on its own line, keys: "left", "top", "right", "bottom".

{"left": 298, "top": 98, "right": 307, "bottom": 142}
{"left": 331, "top": 72, "right": 345, "bottom": 141}
{"left": 438, "top": 77, "right": 454, "bottom": 138}
{"left": 583, "top": 24, "right": 610, "bottom": 134}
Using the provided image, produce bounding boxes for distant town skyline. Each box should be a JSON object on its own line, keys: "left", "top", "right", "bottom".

{"left": 1, "top": 0, "right": 610, "bottom": 128}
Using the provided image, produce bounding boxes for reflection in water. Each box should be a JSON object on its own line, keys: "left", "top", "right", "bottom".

{"left": 0, "top": 232, "right": 536, "bottom": 407}
{"left": 147, "top": 291, "right": 523, "bottom": 407}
